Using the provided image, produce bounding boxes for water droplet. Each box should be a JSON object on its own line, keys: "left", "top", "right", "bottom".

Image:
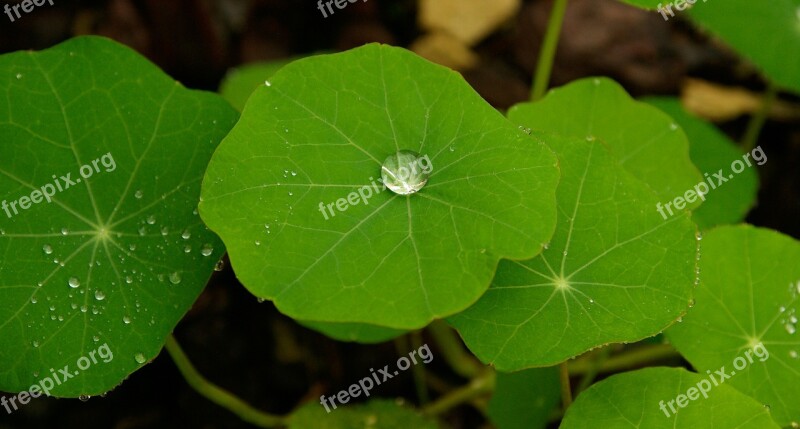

{"left": 688, "top": 299, "right": 695, "bottom": 308}
{"left": 257, "top": 297, "right": 267, "bottom": 303}
{"left": 94, "top": 290, "right": 106, "bottom": 301}
{"left": 30, "top": 296, "right": 37, "bottom": 304}
{"left": 518, "top": 126, "right": 532, "bottom": 135}
{"left": 160, "top": 226, "right": 169, "bottom": 236}
{"left": 789, "top": 350, "right": 798, "bottom": 359}
{"left": 15, "top": 73, "right": 22, "bottom": 79}
{"left": 449, "top": 146, "right": 455, "bottom": 152}
{"left": 79, "top": 395, "right": 90, "bottom": 402}
{"left": 138, "top": 226, "right": 147, "bottom": 236}
{"left": 146, "top": 215, "right": 156, "bottom": 225}
{"left": 181, "top": 229, "right": 191, "bottom": 240}
{"left": 125, "top": 275, "right": 133, "bottom": 284}
{"left": 264, "top": 80, "right": 272, "bottom": 87}
{"left": 255, "top": 240, "right": 261, "bottom": 246}
{"left": 291, "top": 171, "right": 297, "bottom": 176}
{"left": 586, "top": 135, "right": 596, "bottom": 142}
{"left": 60, "top": 227, "right": 69, "bottom": 235}
{"left": 201, "top": 244, "right": 213, "bottom": 257}
{"left": 670, "top": 123, "right": 679, "bottom": 131}
{"left": 542, "top": 243, "right": 550, "bottom": 250}
{"left": 381, "top": 150, "right": 431, "bottom": 195}
{"left": 183, "top": 244, "right": 192, "bottom": 253}
{"left": 68, "top": 277, "right": 80, "bottom": 288}
{"left": 134, "top": 190, "right": 143, "bottom": 199}
{"left": 32, "top": 340, "right": 39, "bottom": 348}
{"left": 785, "top": 323, "right": 797, "bottom": 335}
{"left": 169, "top": 272, "right": 182, "bottom": 285}
{"left": 134, "top": 353, "right": 147, "bottom": 364}
{"left": 42, "top": 244, "right": 53, "bottom": 255}
{"left": 214, "top": 260, "right": 225, "bottom": 271}
{"left": 92, "top": 336, "right": 100, "bottom": 343}
{"left": 695, "top": 232, "right": 703, "bottom": 241}
{"left": 123, "top": 316, "right": 132, "bottom": 324}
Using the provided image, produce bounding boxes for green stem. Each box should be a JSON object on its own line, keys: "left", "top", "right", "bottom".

{"left": 427, "top": 320, "right": 483, "bottom": 379}
{"left": 421, "top": 370, "right": 496, "bottom": 416}
{"left": 559, "top": 362, "right": 572, "bottom": 410}
{"left": 569, "top": 343, "right": 679, "bottom": 376}
{"left": 165, "top": 335, "right": 288, "bottom": 428}
{"left": 741, "top": 83, "right": 778, "bottom": 152}
{"left": 531, "top": 0, "right": 569, "bottom": 100}
{"left": 576, "top": 345, "right": 613, "bottom": 394}
{"left": 409, "top": 331, "right": 431, "bottom": 405}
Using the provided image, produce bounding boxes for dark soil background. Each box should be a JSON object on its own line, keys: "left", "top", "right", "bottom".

{"left": 0, "top": 0, "right": 797, "bottom": 428}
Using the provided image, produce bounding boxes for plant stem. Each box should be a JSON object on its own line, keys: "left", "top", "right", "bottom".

{"left": 409, "top": 331, "right": 431, "bottom": 405}
{"left": 559, "top": 361, "right": 572, "bottom": 409}
{"left": 165, "top": 335, "right": 287, "bottom": 428}
{"left": 531, "top": 0, "right": 569, "bottom": 101}
{"left": 568, "top": 343, "right": 679, "bottom": 376}
{"left": 576, "top": 345, "right": 613, "bottom": 394}
{"left": 741, "top": 83, "right": 778, "bottom": 152}
{"left": 427, "top": 320, "right": 483, "bottom": 379}
{"left": 421, "top": 370, "right": 496, "bottom": 416}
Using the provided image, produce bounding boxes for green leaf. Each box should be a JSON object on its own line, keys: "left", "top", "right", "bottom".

{"left": 219, "top": 59, "right": 296, "bottom": 112}
{"left": 688, "top": 0, "right": 800, "bottom": 95}
{"left": 560, "top": 367, "right": 781, "bottom": 428}
{"left": 643, "top": 97, "right": 759, "bottom": 230}
{"left": 0, "top": 36, "right": 237, "bottom": 396}
{"left": 613, "top": 0, "right": 659, "bottom": 8}
{"left": 289, "top": 399, "right": 440, "bottom": 429}
{"left": 487, "top": 367, "right": 560, "bottom": 429}
{"left": 199, "top": 44, "right": 561, "bottom": 329}
{"left": 666, "top": 225, "right": 800, "bottom": 426}
{"left": 508, "top": 78, "right": 703, "bottom": 212}
{"left": 298, "top": 320, "right": 405, "bottom": 343}
{"left": 449, "top": 133, "right": 698, "bottom": 370}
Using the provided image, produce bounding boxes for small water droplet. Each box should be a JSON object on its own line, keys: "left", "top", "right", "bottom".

{"left": 201, "top": 244, "right": 213, "bottom": 257}
{"left": 123, "top": 316, "right": 132, "bottom": 324}
{"left": 670, "top": 123, "right": 679, "bottom": 131}
{"left": 30, "top": 296, "right": 37, "bottom": 304}
{"left": 181, "top": 229, "right": 191, "bottom": 240}
{"left": 169, "top": 272, "right": 182, "bottom": 285}
{"left": 257, "top": 298, "right": 267, "bottom": 303}
{"left": 160, "top": 226, "right": 169, "bottom": 236}
{"left": 79, "top": 395, "right": 90, "bottom": 402}
{"left": 381, "top": 150, "right": 431, "bottom": 195}
{"left": 60, "top": 227, "right": 69, "bottom": 236}
{"left": 255, "top": 240, "right": 261, "bottom": 246}
{"left": 32, "top": 340, "right": 39, "bottom": 348}
{"left": 42, "top": 244, "right": 53, "bottom": 255}
{"left": 785, "top": 323, "right": 797, "bottom": 335}
{"left": 146, "top": 215, "right": 156, "bottom": 225}
{"left": 15, "top": 73, "right": 22, "bottom": 79}
{"left": 264, "top": 80, "right": 272, "bottom": 87}
{"left": 183, "top": 244, "right": 192, "bottom": 253}
{"left": 134, "top": 190, "right": 143, "bottom": 199}
{"left": 92, "top": 336, "right": 100, "bottom": 342}
{"left": 94, "top": 290, "right": 106, "bottom": 301}
{"left": 586, "top": 135, "right": 596, "bottom": 142}
{"left": 214, "top": 260, "right": 225, "bottom": 271}
{"left": 291, "top": 171, "right": 297, "bottom": 176}
{"left": 688, "top": 299, "right": 695, "bottom": 308}
{"left": 789, "top": 350, "right": 798, "bottom": 359}
{"left": 68, "top": 277, "right": 80, "bottom": 288}
{"left": 134, "top": 353, "right": 147, "bottom": 364}
{"left": 449, "top": 146, "right": 455, "bottom": 152}
{"left": 695, "top": 232, "right": 703, "bottom": 241}
{"left": 125, "top": 275, "right": 133, "bottom": 284}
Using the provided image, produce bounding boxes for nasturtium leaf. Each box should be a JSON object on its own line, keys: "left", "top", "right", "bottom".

{"left": 449, "top": 133, "right": 698, "bottom": 370}
{"left": 487, "top": 367, "right": 560, "bottom": 429}
{"left": 643, "top": 97, "right": 759, "bottom": 230}
{"left": 219, "top": 58, "right": 296, "bottom": 112}
{"left": 0, "top": 36, "right": 236, "bottom": 397}
{"left": 688, "top": 0, "right": 800, "bottom": 95}
{"left": 666, "top": 225, "right": 800, "bottom": 426}
{"left": 289, "top": 399, "right": 440, "bottom": 429}
{"left": 298, "top": 320, "right": 405, "bottom": 343}
{"left": 508, "top": 77, "right": 703, "bottom": 212}
{"left": 199, "top": 44, "right": 561, "bottom": 329}
{"left": 560, "top": 367, "right": 781, "bottom": 429}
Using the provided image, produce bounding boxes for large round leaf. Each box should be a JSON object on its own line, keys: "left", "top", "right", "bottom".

{"left": 560, "top": 367, "right": 781, "bottom": 428}
{"left": 643, "top": 97, "right": 759, "bottom": 230}
{"left": 199, "top": 44, "right": 561, "bottom": 329}
{"left": 667, "top": 225, "right": 800, "bottom": 426}
{"left": 450, "top": 133, "right": 698, "bottom": 370}
{"left": 508, "top": 78, "right": 703, "bottom": 213}
{"left": 0, "top": 36, "right": 236, "bottom": 396}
